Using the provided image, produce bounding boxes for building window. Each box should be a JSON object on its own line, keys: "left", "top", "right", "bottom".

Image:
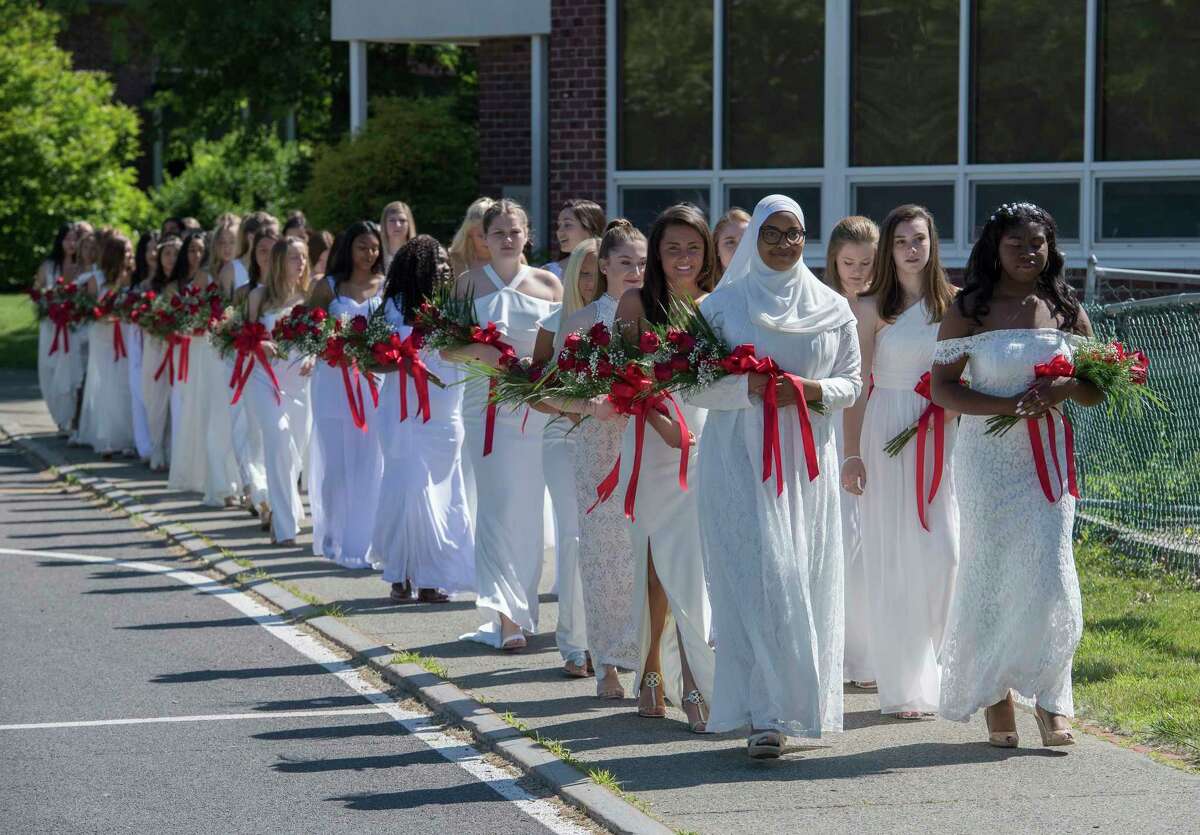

{"left": 972, "top": 182, "right": 1081, "bottom": 241}
{"left": 1098, "top": 0, "right": 1200, "bottom": 162}
{"left": 854, "top": 182, "right": 955, "bottom": 240}
{"left": 726, "top": 185, "right": 822, "bottom": 239}
{"left": 851, "top": 0, "right": 959, "bottom": 167}
{"left": 971, "top": 0, "right": 1084, "bottom": 164}
{"left": 723, "top": 0, "right": 824, "bottom": 169}
{"left": 1097, "top": 179, "right": 1200, "bottom": 240}
{"left": 618, "top": 0, "right": 713, "bottom": 170}
{"left": 620, "top": 186, "right": 712, "bottom": 232}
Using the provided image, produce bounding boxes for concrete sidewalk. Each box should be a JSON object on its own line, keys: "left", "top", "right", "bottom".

{"left": 3, "top": 367, "right": 1198, "bottom": 835}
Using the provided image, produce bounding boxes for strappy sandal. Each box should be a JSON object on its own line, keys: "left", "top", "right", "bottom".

{"left": 984, "top": 701, "right": 1019, "bottom": 748}
{"left": 417, "top": 588, "right": 450, "bottom": 603}
{"left": 500, "top": 632, "right": 527, "bottom": 652}
{"left": 562, "top": 660, "right": 590, "bottom": 678}
{"left": 682, "top": 689, "right": 710, "bottom": 733}
{"left": 388, "top": 581, "right": 414, "bottom": 604}
{"left": 1034, "top": 705, "right": 1075, "bottom": 747}
{"left": 849, "top": 680, "right": 877, "bottom": 690}
{"left": 747, "top": 730, "right": 784, "bottom": 759}
{"left": 596, "top": 666, "right": 625, "bottom": 700}
{"left": 896, "top": 711, "right": 924, "bottom": 720}
{"left": 637, "top": 671, "right": 667, "bottom": 718}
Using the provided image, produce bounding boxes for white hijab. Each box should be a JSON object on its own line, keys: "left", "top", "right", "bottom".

{"left": 711, "top": 194, "right": 853, "bottom": 334}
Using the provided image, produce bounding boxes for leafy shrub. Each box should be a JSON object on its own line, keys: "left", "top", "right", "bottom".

{"left": 300, "top": 96, "right": 478, "bottom": 242}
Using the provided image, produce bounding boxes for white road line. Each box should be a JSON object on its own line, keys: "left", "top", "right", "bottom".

{"left": 0, "top": 546, "right": 594, "bottom": 835}
{"left": 0, "top": 707, "right": 386, "bottom": 731}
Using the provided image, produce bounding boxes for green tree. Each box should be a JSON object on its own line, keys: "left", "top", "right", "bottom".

{"left": 0, "top": 0, "right": 150, "bottom": 290}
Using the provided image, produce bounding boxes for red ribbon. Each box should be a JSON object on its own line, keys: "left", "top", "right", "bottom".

{"left": 112, "top": 321, "right": 127, "bottom": 362}
{"left": 48, "top": 306, "right": 72, "bottom": 355}
{"left": 1026, "top": 410, "right": 1080, "bottom": 504}
{"left": 342, "top": 365, "right": 367, "bottom": 431}
{"left": 153, "top": 335, "right": 177, "bottom": 384}
{"left": 397, "top": 336, "right": 431, "bottom": 423}
{"left": 228, "top": 323, "right": 281, "bottom": 406}
{"left": 177, "top": 335, "right": 191, "bottom": 383}
{"left": 912, "top": 372, "right": 946, "bottom": 532}
{"left": 472, "top": 323, "right": 516, "bottom": 457}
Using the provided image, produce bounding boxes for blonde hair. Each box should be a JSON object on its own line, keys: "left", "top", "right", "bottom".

{"left": 379, "top": 200, "right": 417, "bottom": 263}
{"left": 447, "top": 197, "right": 495, "bottom": 277}
{"left": 712, "top": 208, "right": 751, "bottom": 278}
{"left": 597, "top": 218, "right": 646, "bottom": 298}
{"left": 264, "top": 237, "right": 310, "bottom": 311}
{"left": 206, "top": 217, "right": 241, "bottom": 282}
{"left": 561, "top": 238, "right": 600, "bottom": 317}
{"left": 824, "top": 215, "right": 880, "bottom": 297}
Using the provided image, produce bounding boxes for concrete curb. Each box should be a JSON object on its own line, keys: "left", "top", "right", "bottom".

{"left": 1, "top": 419, "right": 673, "bottom": 835}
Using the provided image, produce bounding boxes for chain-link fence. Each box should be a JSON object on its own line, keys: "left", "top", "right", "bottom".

{"left": 1071, "top": 293, "right": 1200, "bottom": 574}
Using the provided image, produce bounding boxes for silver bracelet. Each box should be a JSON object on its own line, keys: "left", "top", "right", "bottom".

{"left": 841, "top": 455, "right": 863, "bottom": 467}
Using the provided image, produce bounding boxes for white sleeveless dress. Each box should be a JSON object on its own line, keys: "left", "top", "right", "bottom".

{"left": 47, "top": 269, "right": 91, "bottom": 433}
{"left": 368, "top": 297, "right": 475, "bottom": 592}
{"left": 168, "top": 285, "right": 212, "bottom": 494}
{"left": 835, "top": 417, "right": 872, "bottom": 683}
{"left": 859, "top": 302, "right": 960, "bottom": 714}
{"left": 123, "top": 288, "right": 153, "bottom": 461}
{"left": 194, "top": 294, "right": 241, "bottom": 506}
{"left": 460, "top": 266, "right": 553, "bottom": 645}
{"left": 537, "top": 305, "right": 588, "bottom": 668}
{"left": 73, "top": 268, "right": 105, "bottom": 447}
{"left": 227, "top": 259, "right": 267, "bottom": 502}
{"left": 936, "top": 329, "right": 1084, "bottom": 721}
{"left": 245, "top": 305, "right": 312, "bottom": 541}
{"left": 140, "top": 324, "right": 173, "bottom": 470}
{"left": 692, "top": 292, "right": 862, "bottom": 736}
{"left": 35, "top": 262, "right": 68, "bottom": 432}
{"left": 78, "top": 280, "right": 135, "bottom": 455}
{"left": 309, "top": 277, "right": 385, "bottom": 568}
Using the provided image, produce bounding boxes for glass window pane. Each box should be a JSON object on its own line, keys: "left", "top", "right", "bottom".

{"left": 620, "top": 186, "right": 712, "bottom": 234}
{"left": 618, "top": 0, "right": 713, "bottom": 170}
{"left": 973, "top": 182, "right": 1081, "bottom": 241}
{"left": 724, "top": 0, "right": 824, "bottom": 168}
{"left": 854, "top": 183, "right": 955, "bottom": 240}
{"left": 727, "top": 185, "right": 822, "bottom": 240}
{"left": 851, "top": 0, "right": 959, "bottom": 167}
{"left": 1098, "top": 1, "right": 1200, "bottom": 161}
{"left": 1099, "top": 180, "right": 1200, "bottom": 240}
{"left": 971, "top": 1, "right": 1084, "bottom": 163}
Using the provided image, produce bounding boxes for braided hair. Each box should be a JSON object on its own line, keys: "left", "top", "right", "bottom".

{"left": 959, "top": 202, "right": 1080, "bottom": 333}
{"left": 383, "top": 234, "right": 447, "bottom": 324}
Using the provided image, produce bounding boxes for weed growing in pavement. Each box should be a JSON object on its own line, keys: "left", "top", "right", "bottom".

{"left": 232, "top": 556, "right": 253, "bottom": 568}
{"left": 235, "top": 568, "right": 270, "bottom": 585}
{"left": 390, "top": 650, "right": 450, "bottom": 679}
{"left": 321, "top": 604, "right": 347, "bottom": 619}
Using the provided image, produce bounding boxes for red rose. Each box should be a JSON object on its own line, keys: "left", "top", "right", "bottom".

{"left": 144, "top": 291, "right": 157, "bottom": 301}
{"left": 351, "top": 315, "right": 368, "bottom": 334}
{"left": 588, "top": 322, "right": 611, "bottom": 347}
{"left": 667, "top": 328, "right": 697, "bottom": 352}
{"left": 1034, "top": 354, "right": 1076, "bottom": 379}
{"left": 64, "top": 283, "right": 77, "bottom": 295}
{"left": 653, "top": 362, "right": 673, "bottom": 382}
{"left": 291, "top": 304, "right": 306, "bottom": 317}
{"left": 312, "top": 308, "right": 328, "bottom": 322}
{"left": 594, "top": 359, "right": 614, "bottom": 377}
{"left": 557, "top": 353, "right": 575, "bottom": 372}
{"left": 1130, "top": 351, "right": 1149, "bottom": 385}
{"left": 670, "top": 353, "right": 690, "bottom": 372}
{"left": 638, "top": 331, "right": 660, "bottom": 353}
{"left": 564, "top": 332, "right": 583, "bottom": 350}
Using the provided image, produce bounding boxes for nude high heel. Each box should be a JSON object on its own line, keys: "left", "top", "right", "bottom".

{"left": 1034, "top": 705, "right": 1075, "bottom": 746}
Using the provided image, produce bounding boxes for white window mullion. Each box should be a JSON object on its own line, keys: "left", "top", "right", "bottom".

{"left": 605, "top": 0, "right": 618, "bottom": 216}
{"left": 1082, "top": 0, "right": 1099, "bottom": 255}
{"left": 957, "top": 0, "right": 971, "bottom": 249}
{"left": 822, "top": 0, "right": 850, "bottom": 240}
{"left": 711, "top": 0, "right": 724, "bottom": 222}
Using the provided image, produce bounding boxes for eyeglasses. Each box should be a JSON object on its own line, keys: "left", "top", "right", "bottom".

{"left": 759, "top": 226, "right": 806, "bottom": 246}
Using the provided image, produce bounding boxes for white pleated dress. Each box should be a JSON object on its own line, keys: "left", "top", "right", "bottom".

{"left": 78, "top": 304, "right": 135, "bottom": 455}
{"left": 368, "top": 298, "right": 475, "bottom": 592}
{"left": 537, "top": 305, "right": 588, "bottom": 668}
{"left": 460, "top": 266, "right": 553, "bottom": 646}
{"left": 835, "top": 418, "right": 873, "bottom": 684}
{"left": 937, "top": 329, "right": 1083, "bottom": 721}
{"left": 309, "top": 278, "right": 385, "bottom": 568}
{"left": 225, "top": 260, "right": 267, "bottom": 504}
{"left": 693, "top": 293, "right": 862, "bottom": 737}
{"left": 195, "top": 331, "right": 241, "bottom": 507}
{"left": 140, "top": 332, "right": 173, "bottom": 469}
{"left": 124, "top": 313, "right": 153, "bottom": 461}
{"left": 859, "top": 302, "right": 960, "bottom": 714}
{"left": 167, "top": 304, "right": 210, "bottom": 493}
{"left": 244, "top": 306, "right": 312, "bottom": 541}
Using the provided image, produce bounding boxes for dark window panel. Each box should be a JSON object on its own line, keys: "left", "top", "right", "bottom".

{"left": 1099, "top": 180, "right": 1200, "bottom": 240}
{"left": 851, "top": 0, "right": 959, "bottom": 167}
{"left": 618, "top": 0, "right": 713, "bottom": 170}
{"left": 973, "top": 182, "right": 1081, "bottom": 241}
{"left": 621, "top": 186, "right": 712, "bottom": 233}
{"left": 724, "top": 0, "right": 824, "bottom": 168}
{"left": 854, "top": 183, "right": 956, "bottom": 240}
{"left": 1098, "top": 1, "right": 1200, "bottom": 162}
{"left": 971, "top": 1, "right": 1085, "bottom": 163}
{"left": 727, "top": 185, "right": 822, "bottom": 239}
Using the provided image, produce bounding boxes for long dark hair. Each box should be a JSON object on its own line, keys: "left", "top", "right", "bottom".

{"left": 247, "top": 224, "right": 281, "bottom": 289}
{"left": 383, "top": 235, "right": 446, "bottom": 323}
{"left": 152, "top": 235, "right": 182, "bottom": 293}
{"left": 133, "top": 231, "right": 158, "bottom": 287}
{"left": 959, "top": 202, "right": 1080, "bottom": 333}
{"left": 863, "top": 204, "right": 954, "bottom": 322}
{"left": 639, "top": 203, "right": 716, "bottom": 325}
{"left": 169, "top": 230, "right": 207, "bottom": 292}
{"left": 326, "top": 221, "right": 384, "bottom": 287}
{"left": 98, "top": 233, "right": 132, "bottom": 287}
{"left": 48, "top": 223, "right": 72, "bottom": 274}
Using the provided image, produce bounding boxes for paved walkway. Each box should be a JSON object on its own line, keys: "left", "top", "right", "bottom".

{"left": 3, "top": 368, "right": 1199, "bottom": 834}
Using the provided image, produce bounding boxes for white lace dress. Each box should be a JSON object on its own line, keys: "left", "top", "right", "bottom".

{"left": 571, "top": 294, "right": 639, "bottom": 671}
{"left": 935, "top": 329, "right": 1083, "bottom": 721}
{"left": 691, "top": 292, "right": 862, "bottom": 737}
{"left": 859, "top": 302, "right": 959, "bottom": 714}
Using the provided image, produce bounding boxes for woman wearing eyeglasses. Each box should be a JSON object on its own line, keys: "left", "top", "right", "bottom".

{"left": 689, "top": 195, "right": 862, "bottom": 759}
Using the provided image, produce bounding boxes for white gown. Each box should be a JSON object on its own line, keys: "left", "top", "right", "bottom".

{"left": 168, "top": 322, "right": 211, "bottom": 493}
{"left": 692, "top": 293, "right": 862, "bottom": 737}
{"left": 227, "top": 260, "right": 267, "bottom": 502}
{"left": 196, "top": 333, "right": 241, "bottom": 506}
{"left": 124, "top": 319, "right": 153, "bottom": 460}
{"left": 140, "top": 333, "right": 173, "bottom": 469}
{"left": 537, "top": 305, "right": 588, "bottom": 667}
{"left": 460, "top": 266, "right": 553, "bottom": 645}
{"left": 835, "top": 412, "right": 873, "bottom": 684}
{"left": 368, "top": 298, "right": 475, "bottom": 593}
{"left": 309, "top": 278, "right": 385, "bottom": 568}
{"left": 859, "top": 302, "right": 959, "bottom": 714}
{"left": 244, "top": 306, "right": 311, "bottom": 541}
{"left": 34, "top": 263, "right": 66, "bottom": 431}
{"left": 46, "top": 270, "right": 91, "bottom": 432}
{"left": 74, "top": 269, "right": 107, "bottom": 448}
{"left": 78, "top": 306, "right": 135, "bottom": 455}
{"left": 936, "top": 329, "right": 1084, "bottom": 721}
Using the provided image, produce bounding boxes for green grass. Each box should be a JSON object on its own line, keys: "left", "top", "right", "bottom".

{"left": 390, "top": 650, "right": 450, "bottom": 679}
{"left": 0, "top": 293, "right": 38, "bottom": 370}
{"left": 1075, "top": 536, "right": 1200, "bottom": 765}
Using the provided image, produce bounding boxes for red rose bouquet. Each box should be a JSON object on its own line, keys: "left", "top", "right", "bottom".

{"left": 90, "top": 288, "right": 130, "bottom": 362}
{"left": 412, "top": 284, "right": 479, "bottom": 352}
{"left": 140, "top": 292, "right": 193, "bottom": 384}
{"left": 44, "top": 278, "right": 93, "bottom": 356}
{"left": 271, "top": 304, "right": 331, "bottom": 357}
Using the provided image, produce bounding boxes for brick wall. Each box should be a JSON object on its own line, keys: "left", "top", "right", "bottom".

{"left": 477, "top": 38, "right": 532, "bottom": 198}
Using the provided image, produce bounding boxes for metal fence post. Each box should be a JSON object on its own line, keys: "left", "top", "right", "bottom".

{"left": 1085, "top": 253, "right": 1098, "bottom": 304}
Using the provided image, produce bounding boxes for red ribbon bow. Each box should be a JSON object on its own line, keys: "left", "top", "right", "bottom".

{"left": 1026, "top": 356, "right": 1080, "bottom": 504}
{"left": 396, "top": 333, "right": 433, "bottom": 423}
{"left": 228, "top": 322, "right": 281, "bottom": 406}
{"left": 176, "top": 335, "right": 191, "bottom": 383}
{"left": 48, "top": 304, "right": 72, "bottom": 355}
{"left": 112, "top": 321, "right": 127, "bottom": 362}
{"left": 153, "top": 334, "right": 178, "bottom": 384}
{"left": 912, "top": 371, "right": 946, "bottom": 531}
{"left": 472, "top": 323, "right": 517, "bottom": 456}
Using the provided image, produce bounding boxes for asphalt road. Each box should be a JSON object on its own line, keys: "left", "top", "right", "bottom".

{"left": 0, "top": 439, "right": 595, "bottom": 835}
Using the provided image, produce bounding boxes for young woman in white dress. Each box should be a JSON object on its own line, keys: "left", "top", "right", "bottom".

{"left": 369, "top": 235, "right": 475, "bottom": 602}
{"left": 245, "top": 237, "right": 312, "bottom": 545}
{"left": 379, "top": 200, "right": 416, "bottom": 272}
{"left": 43, "top": 223, "right": 86, "bottom": 434}
{"left": 692, "top": 195, "right": 862, "bottom": 758}
{"left": 166, "top": 231, "right": 212, "bottom": 494}
{"left": 543, "top": 199, "right": 606, "bottom": 278}
{"left": 541, "top": 222, "right": 649, "bottom": 699}
{"left": 613, "top": 204, "right": 718, "bottom": 733}
{"left": 140, "top": 236, "right": 180, "bottom": 471}
{"left": 823, "top": 216, "right": 879, "bottom": 691}
{"left": 63, "top": 226, "right": 98, "bottom": 443}
{"left": 712, "top": 207, "right": 750, "bottom": 280}
{"left": 449, "top": 200, "right": 562, "bottom": 651}
{"left": 530, "top": 238, "right": 599, "bottom": 677}
{"left": 305, "top": 220, "right": 387, "bottom": 569}
{"left": 124, "top": 231, "right": 158, "bottom": 462}
{"left": 842, "top": 206, "right": 960, "bottom": 719}
{"left": 34, "top": 224, "right": 71, "bottom": 431}
{"left": 78, "top": 233, "right": 135, "bottom": 457}
{"left": 932, "top": 202, "right": 1101, "bottom": 748}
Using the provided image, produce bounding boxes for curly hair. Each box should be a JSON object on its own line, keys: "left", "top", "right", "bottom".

{"left": 384, "top": 234, "right": 446, "bottom": 323}
{"left": 959, "top": 202, "right": 1080, "bottom": 332}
